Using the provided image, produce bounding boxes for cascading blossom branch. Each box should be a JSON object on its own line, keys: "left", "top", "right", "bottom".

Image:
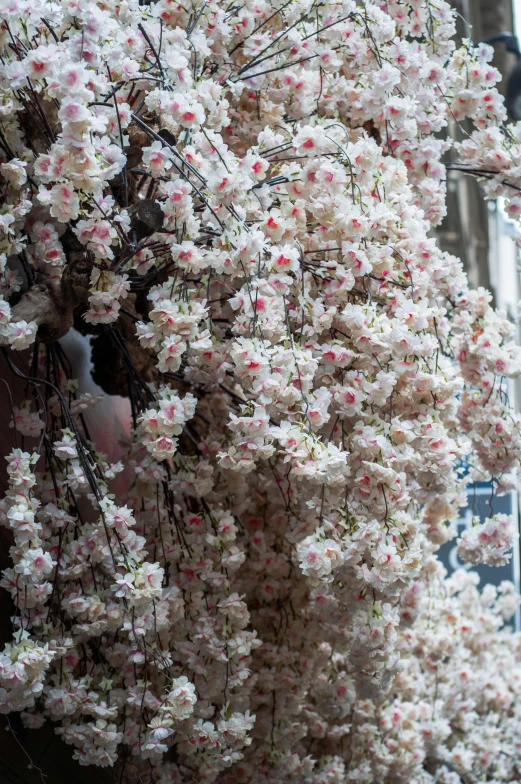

{"left": 2, "top": 0, "right": 521, "bottom": 781}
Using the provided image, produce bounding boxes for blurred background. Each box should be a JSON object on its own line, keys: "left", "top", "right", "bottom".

{"left": 435, "top": 0, "right": 521, "bottom": 619}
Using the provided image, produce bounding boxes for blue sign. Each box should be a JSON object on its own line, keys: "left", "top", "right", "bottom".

{"left": 437, "top": 482, "right": 520, "bottom": 628}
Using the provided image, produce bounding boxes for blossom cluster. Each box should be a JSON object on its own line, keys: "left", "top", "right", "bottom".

{"left": 0, "top": 0, "right": 521, "bottom": 781}
{"left": 457, "top": 513, "right": 517, "bottom": 567}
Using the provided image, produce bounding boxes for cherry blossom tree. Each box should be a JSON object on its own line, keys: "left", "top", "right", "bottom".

{"left": 1, "top": 0, "right": 521, "bottom": 781}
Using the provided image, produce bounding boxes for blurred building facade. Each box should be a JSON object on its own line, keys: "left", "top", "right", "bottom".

{"left": 436, "top": 1, "right": 521, "bottom": 624}
{"left": 441, "top": 0, "right": 518, "bottom": 297}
